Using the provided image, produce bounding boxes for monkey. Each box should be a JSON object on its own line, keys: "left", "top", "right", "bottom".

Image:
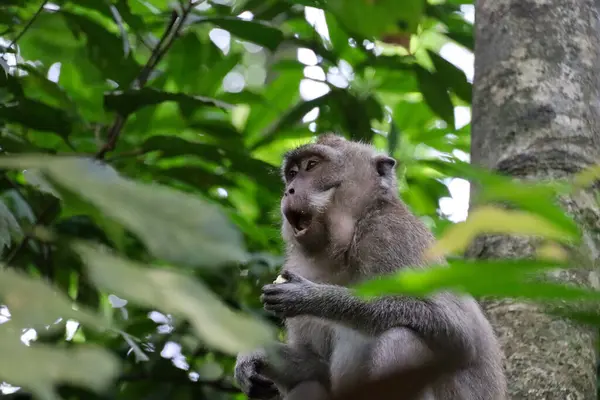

{"left": 234, "top": 134, "right": 507, "bottom": 400}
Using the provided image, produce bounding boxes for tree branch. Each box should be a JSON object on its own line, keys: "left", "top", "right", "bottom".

{"left": 95, "top": 2, "right": 195, "bottom": 160}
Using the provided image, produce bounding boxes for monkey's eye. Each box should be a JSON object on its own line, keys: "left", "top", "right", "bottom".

{"left": 306, "top": 160, "right": 318, "bottom": 171}
{"left": 287, "top": 169, "right": 297, "bottom": 180}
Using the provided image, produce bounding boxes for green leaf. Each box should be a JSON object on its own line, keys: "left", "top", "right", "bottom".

{"left": 0, "top": 155, "right": 248, "bottom": 269}
{"left": 104, "top": 88, "right": 231, "bottom": 116}
{"left": 0, "top": 199, "right": 22, "bottom": 256}
{"left": 353, "top": 258, "right": 600, "bottom": 302}
{"left": 16, "top": 11, "right": 81, "bottom": 68}
{"left": 141, "top": 135, "right": 226, "bottom": 164}
{"left": 244, "top": 67, "right": 304, "bottom": 141}
{"left": 0, "top": 267, "right": 110, "bottom": 331}
{"left": 197, "top": 52, "right": 242, "bottom": 96}
{"left": 187, "top": 119, "right": 243, "bottom": 144}
{"left": 73, "top": 242, "right": 276, "bottom": 355}
{"left": 426, "top": 160, "right": 580, "bottom": 238}
{"left": 445, "top": 32, "right": 473, "bottom": 51}
{"left": 105, "top": 1, "right": 131, "bottom": 56}
{"left": 572, "top": 164, "right": 600, "bottom": 189}
{"left": 0, "top": 99, "right": 73, "bottom": 136}
{"left": 192, "top": 17, "right": 284, "bottom": 51}
{"left": 164, "top": 32, "right": 208, "bottom": 93}
{"left": 427, "top": 50, "right": 472, "bottom": 104}
{"left": 326, "top": 0, "right": 424, "bottom": 37}
{"left": 16, "top": 63, "right": 80, "bottom": 118}
{"left": 61, "top": 11, "right": 141, "bottom": 86}
{"left": 150, "top": 165, "right": 235, "bottom": 190}
{"left": 252, "top": 93, "right": 333, "bottom": 150}
{"left": 0, "top": 58, "right": 9, "bottom": 76}
{"left": 329, "top": 90, "right": 382, "bottom": 142}
{"left": 387, "top": 121, "right": 400, "bottom": 156}
{"left": 415, "top": 65, "right": 455, "bottom": 128}
{"left": 427, "top": 205, "right": 579, "bottom": 260}
{"left": 0, "top": 68, "right": 23, "bottom": 96}
{"left": 0, "top": 333, "right": 120, "bottom": 400}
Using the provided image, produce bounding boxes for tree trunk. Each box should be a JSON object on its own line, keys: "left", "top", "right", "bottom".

{"left": 470, "top": 0, "right": 600, "bottom": 398}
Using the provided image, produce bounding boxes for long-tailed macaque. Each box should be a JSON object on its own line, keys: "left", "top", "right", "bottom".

{"left": 235, "top": 134, "right": 506, "bottom": 399}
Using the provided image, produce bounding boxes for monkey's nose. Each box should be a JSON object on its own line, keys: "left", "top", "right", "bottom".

{"left": 287, "top": 188, "right": 295, "bottom": 195}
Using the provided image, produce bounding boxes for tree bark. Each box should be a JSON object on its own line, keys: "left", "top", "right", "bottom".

{"left": 470, "top": 0, "right": 600, "bottom": 398}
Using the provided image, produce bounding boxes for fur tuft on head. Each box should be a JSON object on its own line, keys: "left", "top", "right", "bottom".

{"left": 316, "top": 133, "right": 347, "bottom": 147}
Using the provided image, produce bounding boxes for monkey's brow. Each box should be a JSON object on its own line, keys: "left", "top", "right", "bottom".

{"left": 283, "top": 145, "right": 324, "bottom": 164}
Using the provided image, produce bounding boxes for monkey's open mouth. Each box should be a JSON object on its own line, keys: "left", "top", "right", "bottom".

{"left": 284, "top": 210, "right": 313, "bottom": 236}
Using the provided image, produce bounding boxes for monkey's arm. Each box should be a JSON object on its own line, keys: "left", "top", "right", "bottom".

{"left": 262, "top": 272, "right": 476, "bottom": 362}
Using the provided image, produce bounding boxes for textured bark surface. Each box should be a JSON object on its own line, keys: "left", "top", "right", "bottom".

{"left": 471, "top": 0, "right": 600, "bottom": 398}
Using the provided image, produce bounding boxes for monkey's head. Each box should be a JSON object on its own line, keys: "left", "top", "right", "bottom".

{"left": 280, "top": 134, "right": 398, "bottom": 250}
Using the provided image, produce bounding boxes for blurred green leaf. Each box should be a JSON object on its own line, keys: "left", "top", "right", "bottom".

{"left": 151, "top": 165, "right": 235, "bottom": 189}
{"left": 427, "top": 50, "right": 472, "bottom": 104}
{"left": 104, "top": 88, "right": 231, "bottom": 116}
{"left": 415, "top": 65, "right": 455, "bottom": 128}
{"left": 0, "top": 267, "right": 110, "bottom": 331}
{"left": 141, "top": 135, "right": 225, "bottom": 164}
{"left": 0, "top": 332, "right": 120, "bottom": 400}
{"left": 445, "top": 32, "right": 473, "bottom": 51}
{"left": 428, "top": 160, "right": 581, "bottom": 237}
{"left": 327, "top": 0, "right": 424, "bottom": 37}
{"left": 193, "top": 17, "right": 284, "bottom": 51}
{"left": 253, "top": 92, "right": 333, "bottom": 149}
{"left": 105, "top": 1, "right": 131, "bottom": 57}
{"left": 354, "top": 258, "right": 597, "bottom": 302}
{"left": 0, "top": 99, "right": 73, "bottom": 137}
{"left": 16, "top": 63, "right": 80, "bottom": 117}
{"left": 573, "top": 164, "right": 600, "bottom": 189}
{"left": 387, "top": 121, "right": 400, "bottom": 156}
{"left": 62, "top": 11, "right": 141, "bottom": 86}
{"left": 0, "top": 155, "right": 248, "bottom": 268}
{"left": 427, "top": 205, "right": 579, "bottom": 260}
{"left": 73, "top": 242, "right": 276, "bottom": 355}
{"left": 0, "top": 199, "right": 22, "bottom": 255}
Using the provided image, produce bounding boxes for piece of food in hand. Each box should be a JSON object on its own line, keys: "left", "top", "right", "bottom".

{"left": 273, "top": 275, "right": 288, "bottom": 284}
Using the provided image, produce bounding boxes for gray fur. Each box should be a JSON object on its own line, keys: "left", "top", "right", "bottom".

{"left": 234, "top": 134, "right": 507, "bottom": 399}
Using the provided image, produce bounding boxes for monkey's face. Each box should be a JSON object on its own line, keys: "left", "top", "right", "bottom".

{"left": 280, "top": 144, "right": 344, "bottom": 245}
{"left": 280, "top": 135, "right": 398, "bottom": 249}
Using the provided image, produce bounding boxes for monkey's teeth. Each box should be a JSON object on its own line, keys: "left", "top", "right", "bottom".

{"left": 294, "top": 227, "right": 308, "bottom": 236}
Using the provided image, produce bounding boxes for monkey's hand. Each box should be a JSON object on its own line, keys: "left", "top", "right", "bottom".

{"left": 235, "top": 350, "right": 280, "bottom": 399}
{"left": 261, "top": 271, "right": 325, "bottom": 318}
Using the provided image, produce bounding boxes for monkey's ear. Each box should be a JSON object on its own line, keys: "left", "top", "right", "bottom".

{"left": 374, "top": 155, "right": 397, "bottom": 177}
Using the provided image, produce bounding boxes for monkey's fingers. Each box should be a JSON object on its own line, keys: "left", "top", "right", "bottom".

{"left": 261, "top": 284, "right": 285, "bottom": 295}
{"left": 248, "top": 375, "right": 279, "bottom": 399}
{"left": 279, "top": 270, "right": 305, "bottom": 283}
{"left": 260, "top": 294, "right": 291, "bottom": 317}
{"left": 260, "top": 293, "right": 281, "bottom": 308}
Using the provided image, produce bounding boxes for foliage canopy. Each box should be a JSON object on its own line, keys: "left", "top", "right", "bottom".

{"left": 0, "top": 0, "right": 599, "bottom": 399}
